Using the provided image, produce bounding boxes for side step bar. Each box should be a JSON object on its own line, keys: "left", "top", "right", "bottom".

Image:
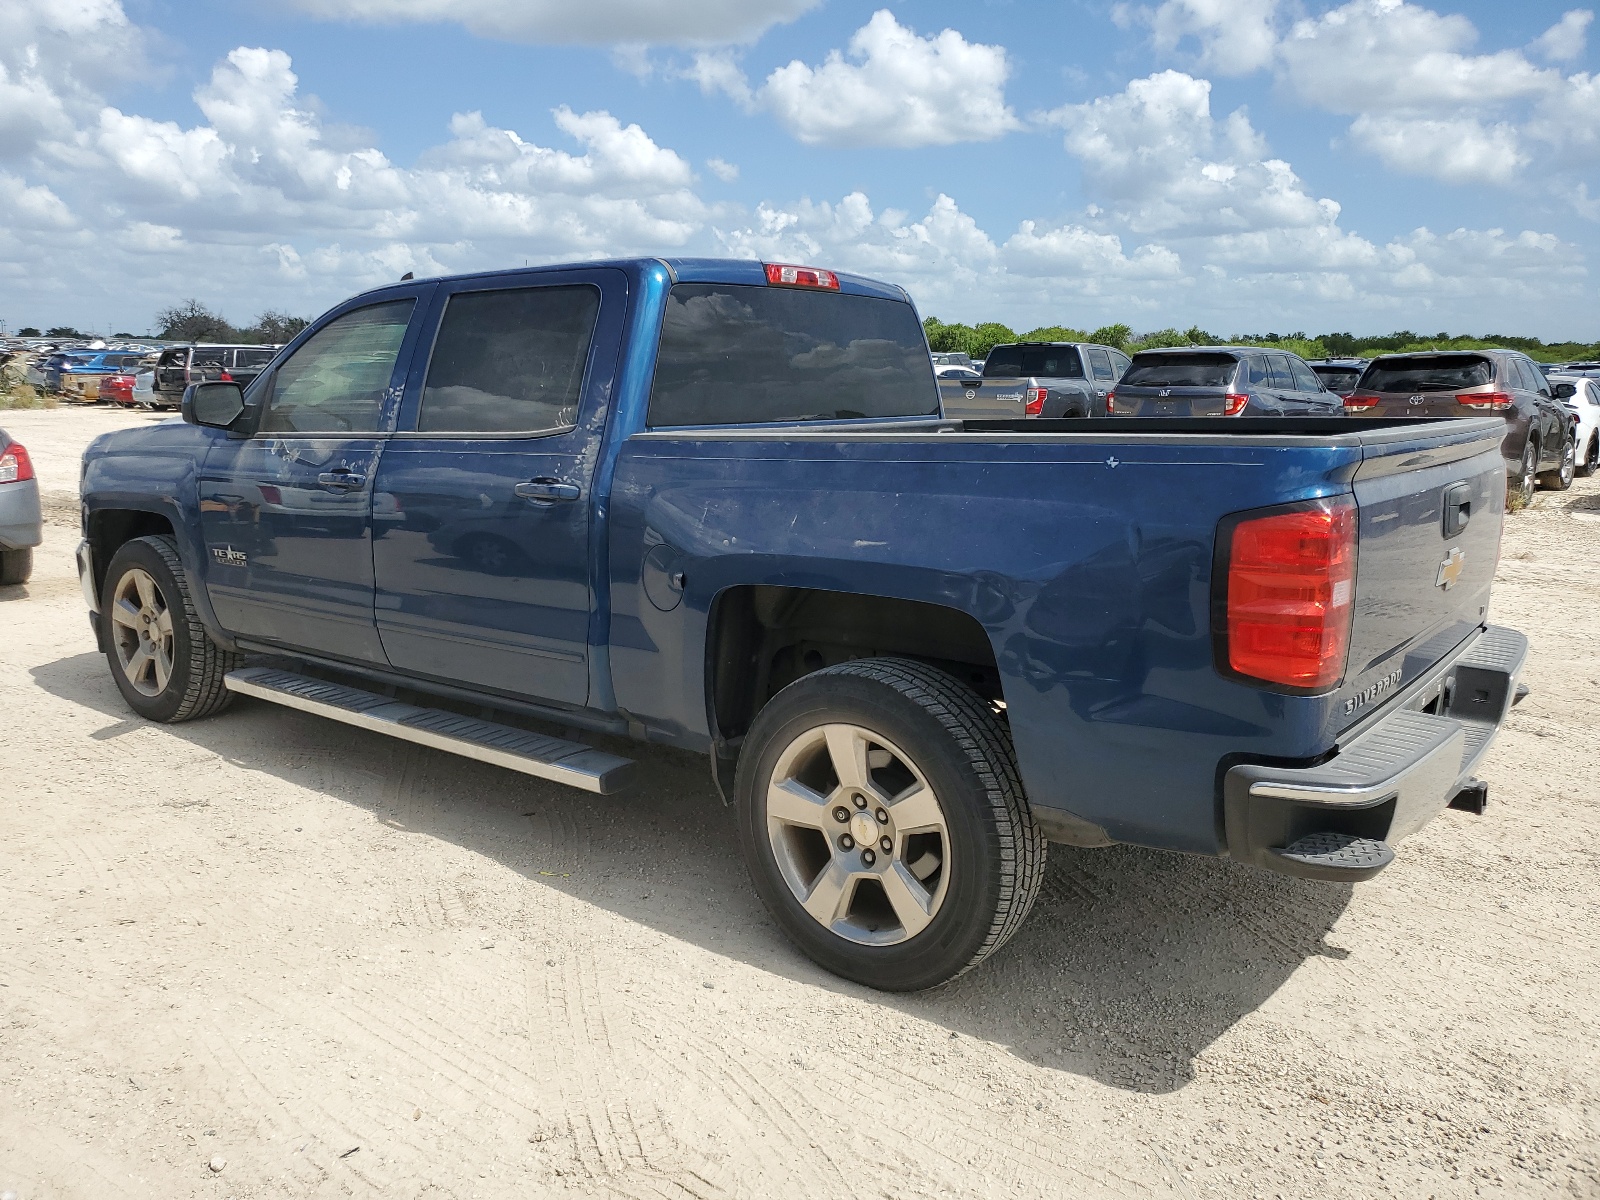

{"left": 224, "top": 667, "right": 634, "bottom": 794}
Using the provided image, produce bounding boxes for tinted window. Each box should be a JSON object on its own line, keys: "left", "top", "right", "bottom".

{"left": 1289, "top": 358, "right": 1322, "bottom": 391}
{"left": 983, "top": 345, "right": 1083, "bottom": 378}
{"left": 648, "top": 284, "right": 936, "bottom": 427}
{"left": 1120, "top": 352, "right": 1239, "bottom": 388}
{"left": 1360, "top": 355, "right": 1493, "bottom": 393}
{"left": 1086, "top": 347, "right": 1115, "bottom": 381}
{"left": 1246, "top": 355, "right": 1271, "bottom": 386}
{"left": 1523, "top": 359, "right": 1550, "bottom": 394}
{"left": 234, "top": 349, "right": 276, "bottom": 370}
{"left": 260, "top": 300, "right": 413, "bottom": 434}
{"left": 1266, "top": 355, "right": 1294, "bottom": 388}
{"left": 1313, "top": 366, "right": 1362, "bottom": 393}
{"left": 419, "top": 286, "right": 600, "bottom": 435}
{"left": 1109, "top": 350, "right": 1130, "bottom": 377}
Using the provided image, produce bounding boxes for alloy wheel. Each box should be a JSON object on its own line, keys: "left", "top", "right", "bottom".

{"left": 1518, "top": 444, "right": 1537, "bottom": 508}
{"left": 1561, "top": 438, "right": 1576, "bottom": 487}
{"left": 764, "top": 723, "right": 951, "bottom": 946}
{"left": 109, "top": 567, "right": 174, "bottom": 697}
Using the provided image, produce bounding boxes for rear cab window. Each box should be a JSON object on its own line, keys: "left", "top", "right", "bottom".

{"left": 1119, "top": 352, "right": 1240, "bottom": 388}
{"left": 647, "top": 284, "right": 937, "bottom": 427}
{"left": 982, "top": 346, "right": 1084, "bottom": 378}
{"left": 1360, "top": 355, "right": 1493, "bottom": 393}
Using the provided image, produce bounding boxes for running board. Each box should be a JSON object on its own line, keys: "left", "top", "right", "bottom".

{"left": 223, "top": 667, "right": 634, "bottom": 794}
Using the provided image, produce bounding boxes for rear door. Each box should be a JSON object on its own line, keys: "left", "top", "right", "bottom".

{"left": 198, "top": 293, "right": 427, "bottom": 663}
{"left": 1289, "top": 356, "right": 1338, "bottom": 413}
{"left": 1084, "top": 347, "right": 1116, "bottom": 415}
{"left": 1263, "top": 354, "right": 1296, "bottom": 414}
{"left": 371, "top": 268, "right": 626, "bottom": 708}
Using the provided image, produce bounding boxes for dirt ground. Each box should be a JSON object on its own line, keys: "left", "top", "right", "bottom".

{"left": 1, "top": 406, "right": 1596, "bottom": 1200}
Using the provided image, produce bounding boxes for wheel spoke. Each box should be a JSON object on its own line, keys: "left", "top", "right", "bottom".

{"left": 110, "top": 598, "right": 142, "bottom": 630}
{"left": 888, "top": 783, "right": 943, "bottom": 835}
{"left": 154, "top": 608, "right": 173, "bottom": 639}
{"left": 152, "top": 645, "right": 171, "bottom": 691}
{"left": 824, "top": 725, "right": 872, "bottom": 792}
{"left": 133, "top": 571, "right": 157, "bottom": 612}
{"left": 124, "top": 646, "right": 153, "bottom": 686}
{"left": 801, "top": 859, "right": 856, "bottom": 927}
{"left": 767, "top": 778, "right": 833, "bottom": 832}
{"left": 881, "top": 862, "right": 935, "bottom": 938}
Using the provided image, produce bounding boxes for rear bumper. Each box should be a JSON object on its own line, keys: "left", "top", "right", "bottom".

{"left": 0, "top": 480, "right": 43, "bottom": 549}
{"left": 1224, "top": 625, "right": 1528, "bottom": 881}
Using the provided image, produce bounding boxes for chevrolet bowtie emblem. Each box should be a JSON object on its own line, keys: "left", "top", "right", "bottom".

{"left": 1436, "top": 546, "right": 1466, "bottom": 589}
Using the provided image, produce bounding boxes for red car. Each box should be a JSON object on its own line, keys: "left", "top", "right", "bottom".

{"left": 101, "top": 373, "right": 137, "bottom": 406}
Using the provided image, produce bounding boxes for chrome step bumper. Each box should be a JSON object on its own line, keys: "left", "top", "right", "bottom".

{"left": 1224, "top": 625, "right": 1528, "bottom": 880}
{"left": 224, "top": 667, "right": 634, "bottom": 794}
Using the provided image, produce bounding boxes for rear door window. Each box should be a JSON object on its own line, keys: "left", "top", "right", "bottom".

{"left": 234, "top": 349, "right": 276, "bottom": 371}
{"left": 1361, "top": 355, "right": 1493, "bottom": 393}
{"left": 1109, "top": 350, "right": 1130, "bottom": 377}
{"left": 418, "top": 285, "right": 600, "bottom": 434}
{"left": 260, "top": 300, "right": 414, "bottom": 434}
{"left": 1086, "top": 347, "right": 1115, "bottom": 381}
{"left": 1289, "top": 358, "right": 1322, "bottom": 392}
{"left": 982, "top": 346, "right": 1084, "bottom": 378}
{"left": 648, "top": 284, "right": 937, "bottom": 427}
{"left": 1267, "top": 355, "right": 1295, "bottom": 389}
{"left": 1119, "top": 352, "right": 1239, "bottom": 388}
{"left": 1246, "top": 355, "right": 1271, "bottom": 386}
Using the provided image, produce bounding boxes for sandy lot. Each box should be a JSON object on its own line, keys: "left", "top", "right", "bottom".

{"left": 1, "top": 406, "right": 1596, "bottom": 1199}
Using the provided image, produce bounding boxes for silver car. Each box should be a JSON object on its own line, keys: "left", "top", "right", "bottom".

{"left": 0, "top": 429, "right": 41, "bottom": 584}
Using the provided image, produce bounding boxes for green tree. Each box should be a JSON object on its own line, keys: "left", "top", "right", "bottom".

{"left": 45, "top": 326, "right": 85, "bottom": 338}
{"left": 1089, "top": 323, "right": 1133, "bottom": 350}
{"left": 17, "top": 327, "right": 39, "bottom": 337}
{"left": 248, "top": 310, "right": 309, "bottom": 344}
{"left": 156, "top": 299, "right": 235, "bottom": 342}
{"left": 970, "top": 322, "right": 1018, "bottom": 358}
{"left": 1022, "top": 325, "right": 1090, "bottom": 343}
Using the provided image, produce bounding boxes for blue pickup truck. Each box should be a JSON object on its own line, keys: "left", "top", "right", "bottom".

{"left": 77, "top": 258, "right": 1527, "bottom": 991}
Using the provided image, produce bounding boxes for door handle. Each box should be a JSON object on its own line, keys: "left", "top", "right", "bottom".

{"left": 316, "top": 470, "right": 366, "bottom": 492}
{"left": 514, "top": 478, "right": 581, "bottom": 504}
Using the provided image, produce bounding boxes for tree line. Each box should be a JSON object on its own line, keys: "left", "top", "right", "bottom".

{"left": 15, "top": 300, "right": 310, "bottom": 344}
{"left": 922, "top": 317, "right": 1600, "bottom": 364}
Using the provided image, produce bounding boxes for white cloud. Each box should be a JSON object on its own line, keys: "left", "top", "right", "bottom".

{"left": 1530, "top": 9, "right": 1593, "bottom": 63}
{"left": 1115, "top": 0, "right": 1279, "bottom": 76}
{"left": 681, "top": 50, "right": 755, "bottom": 108}
{"left": 1348, "top": 115, "right": 1527, "bottom": 184}
{"left": 759, "top": 11, "right": 1021, "bottom": 147}
{"left": 285, "top": 0, "right": 818, "bottom": 46}
{"left": 705, "top": 157, "right": 739, "bottom": 182}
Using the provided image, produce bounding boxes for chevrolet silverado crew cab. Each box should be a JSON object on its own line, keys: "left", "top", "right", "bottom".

{"left": 78, "top": 258, "right": 1527, "bottom": 991}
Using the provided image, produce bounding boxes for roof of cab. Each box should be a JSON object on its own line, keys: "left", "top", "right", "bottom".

{"left": 341, "top": 257, "right": 911, "bottom": 306}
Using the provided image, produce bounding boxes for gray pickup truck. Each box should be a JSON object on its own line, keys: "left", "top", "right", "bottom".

{"left": 939, "top": 341, "right": 1130, "bottom": 420}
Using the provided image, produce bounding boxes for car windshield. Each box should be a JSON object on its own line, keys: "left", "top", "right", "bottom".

{"left": 1119, "top": 352, "right": 1239, "bottom": 388}
{"left": 1360, "top": 355, "right": 1493, "bottom": 393}
{"left": 982, "top": 346, "right": 1083, "bottom": 378}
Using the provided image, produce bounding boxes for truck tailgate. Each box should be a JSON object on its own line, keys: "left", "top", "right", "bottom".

{"left": 1336, "top": 420, "right": 1504, "bottom": 729}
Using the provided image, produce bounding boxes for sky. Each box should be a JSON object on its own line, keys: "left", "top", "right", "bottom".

{"left": 2, "top": 0, "right": 1599, "bottom": 338}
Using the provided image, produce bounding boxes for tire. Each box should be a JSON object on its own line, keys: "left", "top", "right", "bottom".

{"left": 1509, "top": 439, "right": 1538, "bottom": 511}
{"left": 0, "top": 547, "right": 32, "bottom": 585}
{"left": 1580, "top": 435, "right": 1600, "bottom": 478}
{"left": 100, "top": 534, "right": 241, "bottom": 722}
{"left": 735, "top": 657, "right": 1045, "bottom": 991}
{"left": 1539, "top": 429, "right": 1576, "bottom": 491}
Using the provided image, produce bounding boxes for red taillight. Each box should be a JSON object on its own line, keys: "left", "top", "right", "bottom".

{"left": 1025, "top": 387, "right": 1047, "bottom": 416}
{"left": 1457, "top": 391, "right": 1513, "bottom": 410}
{"left": 0, "top": 441, "right": 34, "bottom": 484}
{"left": 218, "top": 371, "right": 234, "bottom": 382}
{"left": 1344, "top": 392, "right": 1380, "bottom": 411}
{"left": 764, "top": 263, "right": 839, "bottom": 290}
{"left": 1221, "top": 497, "right": 1356, "bottom": 691}
{"left": 1105, "top": 390, "right": 1116, "bottom": 414}
{"left": 1223, "top": 393, "right": 1249, "bottom": 416}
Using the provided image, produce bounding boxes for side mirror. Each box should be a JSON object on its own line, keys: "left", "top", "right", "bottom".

{"left": 1552, "top": 382, "right": 1576, "bottom": 399}
{"left": 182, "top": 381, "right": 246, "bottom": 429}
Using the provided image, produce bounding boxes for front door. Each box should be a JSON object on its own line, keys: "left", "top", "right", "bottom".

{"left": 198, "top": 296, "right": 421, "bottom": 663}
{"left": 371, "top": 269, "right": 626, "bottom": 708}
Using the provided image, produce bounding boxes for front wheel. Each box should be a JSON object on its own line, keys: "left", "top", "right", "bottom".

{"left": 101, "top": 535, "right": 241, "bottom": 722}
{"left": 735, "top": 658, "right": 1045, "bottom": 991}
{"left": 1540, "top": 430, "right": 1576, "bottom": 492}
{"left": 1509, "top": 439, "right": 1538, "bottom": 511}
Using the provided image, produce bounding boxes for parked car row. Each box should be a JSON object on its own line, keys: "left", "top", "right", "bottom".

{"left": 0, "top": 340, "right": 282, "bottom": 410}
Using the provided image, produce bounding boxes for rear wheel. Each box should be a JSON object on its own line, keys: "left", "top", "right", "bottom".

{"left": 1540, "top": 429, "right": 1575, "bottom": 491}
{"left": 1581, "top": 434, "right": 1600, "bottom": 478}
{"left": 735, "top": 657, "right": 1045, "bottom": 991}
{"left": 101, "top": 535, "right": 241, "bottom": 722}
{"left": 1509, "top": 439, "right": 1538, "bottom": 511}
{"left": 0, "top": 547, "right": 32, "bottom": 585}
